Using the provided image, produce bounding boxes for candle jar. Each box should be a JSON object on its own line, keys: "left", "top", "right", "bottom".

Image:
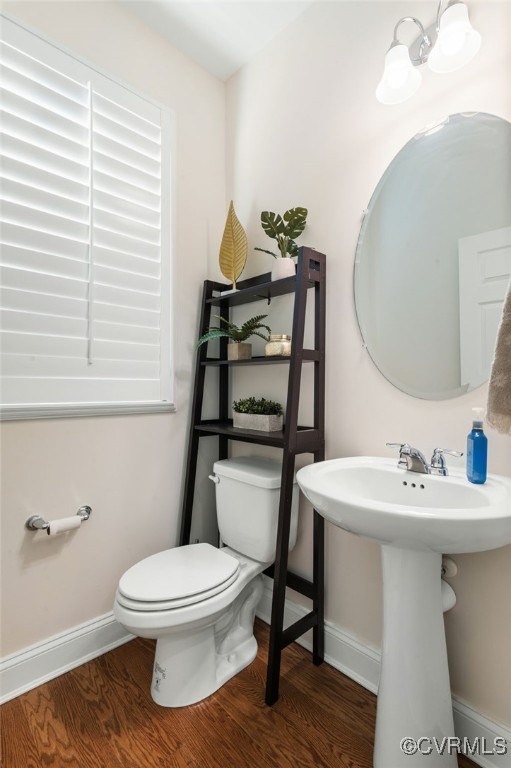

{"left": 265, "top": 334, "right": 292, "bottom": 357}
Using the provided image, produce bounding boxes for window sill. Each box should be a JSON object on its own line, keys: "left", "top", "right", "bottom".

{"left": 1, "top": 403, "right": 177, "bottom": 421}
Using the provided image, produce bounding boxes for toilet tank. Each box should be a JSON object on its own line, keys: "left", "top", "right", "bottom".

{"left": 212, "top": 456, "right": 299, "bottom": 563}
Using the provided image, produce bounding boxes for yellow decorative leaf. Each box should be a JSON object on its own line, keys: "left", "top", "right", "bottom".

{"left": 219, "top": 201, "right": 248, "bottom": 290}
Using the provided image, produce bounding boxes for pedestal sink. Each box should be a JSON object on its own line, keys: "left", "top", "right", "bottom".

{"left": 296, "top": 457, "right": 511, "bottom": 768}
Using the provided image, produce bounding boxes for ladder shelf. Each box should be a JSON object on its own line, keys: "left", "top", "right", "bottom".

{"left": 202, "top": 350, "right": 320, "bottom": 366}
{"left": 180, "top": 246, "right": 326, "bottom": 705}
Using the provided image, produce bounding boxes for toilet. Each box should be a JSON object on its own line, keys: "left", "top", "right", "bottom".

{"left": 113, "top": 456, "right": 299, "bottom": 707}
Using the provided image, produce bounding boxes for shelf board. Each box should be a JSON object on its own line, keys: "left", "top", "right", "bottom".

{"left": 202, "top": 351, "right": 319, "bottom": 367}
{"left": 207, "top": 274, "right": 313, "bottom": 307}
{"left": 195, "top": 420, "right": 321, "bottom": 452}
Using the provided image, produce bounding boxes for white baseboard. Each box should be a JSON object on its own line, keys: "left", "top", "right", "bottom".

{"left": 452, "top": 700, "right": 511, "bottom": 768}
{"left": 256, "top": 578, "right": 511, "bottom": 768}
{"left": 0, "top": 612, "right": 133, "bottom": 704}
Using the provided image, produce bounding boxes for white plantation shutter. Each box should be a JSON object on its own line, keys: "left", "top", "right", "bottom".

{"left": 0, "top": 17, "right": 173, "bottom": 418}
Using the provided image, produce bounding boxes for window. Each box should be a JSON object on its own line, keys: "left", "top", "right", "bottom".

{"left": 0, "top": 16, "right": 173, "bottom": 419}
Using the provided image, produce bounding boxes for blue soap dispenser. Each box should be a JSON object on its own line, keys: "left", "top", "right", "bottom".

{"left": 466, "top": 407, "right": 488, "bottom": 484}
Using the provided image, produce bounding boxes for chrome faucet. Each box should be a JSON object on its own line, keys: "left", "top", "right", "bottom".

{"left": 386, "top": 442, "right": 430, "bottom": 473}
{"left": 386, "top": 443, "right": 463, "bottom": 476}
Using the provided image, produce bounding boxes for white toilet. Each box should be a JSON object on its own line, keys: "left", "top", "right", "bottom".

{"left": 113, "top": 456, "right": 299, "bottom": 707}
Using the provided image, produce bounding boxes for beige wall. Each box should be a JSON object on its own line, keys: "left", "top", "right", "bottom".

{"left": 224, "top": 1, "right": 511, "bottom": 726}
{"left": 0, "top": 2, "right": 225, "bottom": 654}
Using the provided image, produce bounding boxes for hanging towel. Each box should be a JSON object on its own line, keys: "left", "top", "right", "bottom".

{"left": 487, "top": 280, "right": 511, "bottom": 434}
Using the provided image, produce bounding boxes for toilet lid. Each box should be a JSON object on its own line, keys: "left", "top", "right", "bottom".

{"left": 118, "top": 543, "right": 240, "bottom": 609}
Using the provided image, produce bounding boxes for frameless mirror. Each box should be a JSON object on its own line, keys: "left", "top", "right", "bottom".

{"left": 354, "top": 112, "right": 511, "bottom": 400}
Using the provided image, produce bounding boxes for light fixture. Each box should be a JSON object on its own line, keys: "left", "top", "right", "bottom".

{"left": 376, "top": 1, "right": 481, "bottom": 105}
{"left": 428, "top": 2, "right": 481, "bottom": 73}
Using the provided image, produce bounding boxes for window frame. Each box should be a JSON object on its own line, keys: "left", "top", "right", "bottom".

{"left": 0, "top": 14, "right": 176, "bottom": 421}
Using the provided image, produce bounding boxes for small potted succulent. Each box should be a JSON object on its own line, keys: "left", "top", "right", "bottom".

{"left": 232, "top": 396, "right": 284, "bottom": 432}
{"left": 255, "top": 207, "right": 308, "bottom": 281}
{"left": 197, "top": 314, "right": 271, "bottom": 360}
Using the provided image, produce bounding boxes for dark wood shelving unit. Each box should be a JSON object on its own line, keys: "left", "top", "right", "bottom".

{"left": 202, "top": 350, "right": 320, "bottom": 366}
{"left": 204, "top": 273, "right": 315, "bottom": 307}
{"left": 180, "top": 246, "right": 326, "bottom": 705}
{"left": 195, "top": 420, "right": 320, "bottom": 451}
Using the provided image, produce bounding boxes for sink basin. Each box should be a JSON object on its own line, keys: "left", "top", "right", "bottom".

{"left": 296, "top": 457, "right": 511, "bottom": 768}
{"left": 296, "top": 456, "right": 511, "bottom": 553}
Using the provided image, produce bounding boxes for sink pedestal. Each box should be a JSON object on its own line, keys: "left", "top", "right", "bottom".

{"left": 296, "top": 456, "right": 511, "bottom": 767}
{"left": 374, "top": 546, "right": 457, "bottom": 768}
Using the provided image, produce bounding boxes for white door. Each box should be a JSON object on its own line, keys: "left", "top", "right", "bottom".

{"left": 459, "top": 226, "right": 511, "bottom": 389}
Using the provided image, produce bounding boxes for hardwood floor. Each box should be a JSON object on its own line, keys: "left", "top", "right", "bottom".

{"left": 1, "top": 620, "right": 477, "bottom": 768}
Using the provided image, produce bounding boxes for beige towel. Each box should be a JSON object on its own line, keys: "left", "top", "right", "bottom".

{"left": 487, "top": 281, "right": 511, "bottom": 434}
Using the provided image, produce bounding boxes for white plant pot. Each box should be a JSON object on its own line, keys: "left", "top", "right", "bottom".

{"left": 271, "top": 258, "right": 296, "bottom": 281}
{"left": 233, "top": 412, "right": 283, "bottom": 432}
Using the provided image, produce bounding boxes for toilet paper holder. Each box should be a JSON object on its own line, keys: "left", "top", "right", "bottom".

{"left": 26, "top": 505, "right": 92, "bottom": 533}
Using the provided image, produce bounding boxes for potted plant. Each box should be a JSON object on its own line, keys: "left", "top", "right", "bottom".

{"left": 197, "top": 314, "right": 271, "bottom": 360}
{"left": 232, "top": 396, "right": 284, "bottom": 432}
{"left": 255, "top": 207, "right": 308, "bottom": 281}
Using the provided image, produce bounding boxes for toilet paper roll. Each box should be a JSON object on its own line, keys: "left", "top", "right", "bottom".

{"left": 47, "top": 515, "right": 82, "bottom": 536}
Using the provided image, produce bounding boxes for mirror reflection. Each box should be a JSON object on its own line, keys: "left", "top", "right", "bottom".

{"left": 354, "top": 112, "right": 511, "bottom": 400}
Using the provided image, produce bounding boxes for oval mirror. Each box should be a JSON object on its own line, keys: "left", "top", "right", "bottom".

{"left": 354, "top": 112, "right": 511, "bottom": 400}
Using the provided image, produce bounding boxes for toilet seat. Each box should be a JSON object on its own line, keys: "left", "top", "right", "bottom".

{"left": 117, "top": 543, "right": 240, "bottom": 612}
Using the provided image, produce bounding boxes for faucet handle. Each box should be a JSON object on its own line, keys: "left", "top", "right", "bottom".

{"left": 430, "top": 448, "right": 464, "bottom": 476}
{"left": 386, "top": 442, "right": 410, "bottom": 453}
{"left": 386, "top": 442, "right": 411, "bottom": 470}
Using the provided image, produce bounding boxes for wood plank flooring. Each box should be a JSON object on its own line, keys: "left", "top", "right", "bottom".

{"left": 1, "top": 620, "right": 477, "bottom": 768}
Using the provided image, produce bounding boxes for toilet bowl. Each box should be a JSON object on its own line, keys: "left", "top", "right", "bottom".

{"left": 113, "top": 456, "right": 299, "bottom": 707}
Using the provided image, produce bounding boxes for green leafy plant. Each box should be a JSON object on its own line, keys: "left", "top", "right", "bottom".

{"left": 232, "top": 396, "right": 283, "bottom": 416}
{"left": 197, "top": 314, "right": 271, "bottom": 347}
{"left": 255, "top": 207, "right": 308, "bottom": 259}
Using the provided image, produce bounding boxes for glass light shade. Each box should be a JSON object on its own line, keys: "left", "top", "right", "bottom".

{"left": 376, "top": 44, "right": 422, "bottom": 105}
{"left": 428, "top": 2, "right": 481, "bottom": 73}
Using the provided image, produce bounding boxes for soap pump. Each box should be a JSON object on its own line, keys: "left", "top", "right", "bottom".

{"left": 466, "top": 407, "right": 488, "bottom": 484}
